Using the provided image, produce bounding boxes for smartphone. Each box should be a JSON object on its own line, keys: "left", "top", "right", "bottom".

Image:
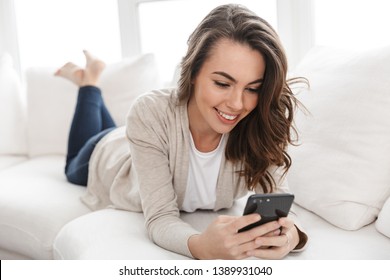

{"left": 238, "top": 193, "right": 294, "bottom": 232}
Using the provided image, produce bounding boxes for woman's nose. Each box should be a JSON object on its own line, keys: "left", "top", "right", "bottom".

{"left": 226, "top": 89, "right": 244, "bottom": 111}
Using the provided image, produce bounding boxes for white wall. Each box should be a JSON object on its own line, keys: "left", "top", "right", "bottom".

{"left": 0, "top": 0, "right": 21, "bottom": 75}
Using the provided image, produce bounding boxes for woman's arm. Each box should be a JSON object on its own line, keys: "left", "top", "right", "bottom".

{"left": 126, "top": 93, "right": 200, "bottom": 258}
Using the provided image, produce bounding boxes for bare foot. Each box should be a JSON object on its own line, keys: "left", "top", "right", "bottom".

{"left": 54, "top": 62, "right": 84, "bottom": 86}
{"left": 82, "top": 50, "right": 106, "bottom": 86}
{"left": 54, "top": 50, "right": 106, "bottom": 86}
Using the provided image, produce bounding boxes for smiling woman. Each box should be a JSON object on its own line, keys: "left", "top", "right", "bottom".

{"left": 52, "top": 4, "right": 308, "bottom": 260}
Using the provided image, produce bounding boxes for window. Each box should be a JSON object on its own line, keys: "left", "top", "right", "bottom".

{"left": 14, "top": 0, "right": 122, "bottom": 71}
{"left": 138, "top": 0, "right": 277, "bottom": 84}
{"left": 314, "top": 0, "right": 390, "bottom": 50}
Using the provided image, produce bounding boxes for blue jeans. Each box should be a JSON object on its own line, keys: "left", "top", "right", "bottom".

{"left": 65, "top": 86, "right": 116, "bottom": 186}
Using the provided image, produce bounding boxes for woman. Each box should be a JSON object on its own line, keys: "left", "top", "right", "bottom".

{"left": 55, "top": 4, "right": 308, "bottom": 259}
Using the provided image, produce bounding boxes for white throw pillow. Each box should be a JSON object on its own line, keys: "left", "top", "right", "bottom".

{"left": 0, "top": 53, "right": 27, "bottom": 155}
{"left": 26, "top": 53, "right": 160, "bottom": 157}
{"left": 376, "top": 197, "right": 390, "bottom": 238}
{"left": 287, "top": 46, "right": 390, "bottom": 230}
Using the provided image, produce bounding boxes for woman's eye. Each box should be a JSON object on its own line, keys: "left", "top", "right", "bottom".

{"left": 246, "top": 87, "right": 259, "bottom": 93}
{"left": 214, "top": 81, "right": 230, "bottom": 88}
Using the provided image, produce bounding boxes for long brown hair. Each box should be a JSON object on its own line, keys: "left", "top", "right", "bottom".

{"left": 178, "top": 4, "right": 306, "bottom": 193}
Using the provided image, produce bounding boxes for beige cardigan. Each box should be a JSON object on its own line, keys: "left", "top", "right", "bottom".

{"left": 82, "top": 88, "right": 302, "bottom": 258}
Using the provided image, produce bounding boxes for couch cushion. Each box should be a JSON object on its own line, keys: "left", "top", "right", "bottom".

{"left": 53, "top": 209, "right": 189, "bottom": 260}
{"left": 287, "top": 46, "right": 390, "bottom": 230}
{"left": 286, "top": 204, "right": 390, "bottom": 259}
{"left": 26, "top": 53, "right": 160, "bottom": 157}
{"left": 0, "top": 156, "right": 90, "bottom": 259}
{"left": 53, "top": 197, "right": 247, "bottom": 260}
{"left": 0, "top": 156, "right": 27, "bottom": 171}
{"left": 53, "top": 201, "right": 390, "bottom": 260}
{"left": 376, "top": 196, "right": 390, "bottom": 238}
{"left": 0, "top": 53, "right": 27, "bottom": 155}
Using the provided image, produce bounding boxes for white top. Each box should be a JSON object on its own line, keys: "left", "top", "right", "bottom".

{"left": 182, "top": 134, "right": 227, "bottom": 212}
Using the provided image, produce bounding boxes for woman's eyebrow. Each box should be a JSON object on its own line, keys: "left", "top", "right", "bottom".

{"left": 212, "top": 71, "right": 237, "bottom": 82}
{"left": 212, "top": 71, "right": 263, "bottom": 85}
{"left": 248, "top": 78, "right": 263, "bottom": 85}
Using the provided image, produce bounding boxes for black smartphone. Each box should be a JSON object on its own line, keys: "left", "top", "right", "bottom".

{"left": 238, "top": 193, "right": 294, "bottom": 232}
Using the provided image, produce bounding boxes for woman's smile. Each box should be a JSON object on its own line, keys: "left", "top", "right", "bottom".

{"left": 215, "top": 108, "right": 239, "bottom": 122}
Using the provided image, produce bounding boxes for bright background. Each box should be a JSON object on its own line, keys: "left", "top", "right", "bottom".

{"left": 1, "top": 0, "right": 390, "bottom": 84}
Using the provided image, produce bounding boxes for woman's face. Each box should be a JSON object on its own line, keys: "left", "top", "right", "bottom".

{"left": 188, "top": 38, "right": 266, "bottom": 138}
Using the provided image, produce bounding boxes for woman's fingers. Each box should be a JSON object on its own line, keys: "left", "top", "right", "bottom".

{"left": 246, "top": 218, "right": 299, "bottom": 259}
{"left": 236, "top": 220, "right": 281, "bottom": 243}
{"left": 226, "top": 213, "right": 260, "bottom": 233}
{"left": 278, "top": 217, "right": 295, "bottom": 234}
{"left": 203, "top": 215, "right": 297, "bottom": 259}
{"left": 256, "top": 232, "right": 291, "bottom": 247}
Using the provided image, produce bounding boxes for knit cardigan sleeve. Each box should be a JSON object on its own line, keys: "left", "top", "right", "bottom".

{"left": 126, "top": 90, "right": 199, "bottom": 258}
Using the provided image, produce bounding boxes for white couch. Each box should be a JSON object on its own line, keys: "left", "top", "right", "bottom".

{"left": 1, "top": 47, "right": 390, "bottom": 260}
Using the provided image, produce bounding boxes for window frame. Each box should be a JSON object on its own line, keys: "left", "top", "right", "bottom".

{"left": 117, "top": 0, "right": 315, "bottom": 69}
{"left": 2, "top": 0, "right": 314, "bottom": 78}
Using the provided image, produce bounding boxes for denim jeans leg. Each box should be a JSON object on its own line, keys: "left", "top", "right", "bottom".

{"left": 65, "top": 128, "right": 114, "bottom": 186}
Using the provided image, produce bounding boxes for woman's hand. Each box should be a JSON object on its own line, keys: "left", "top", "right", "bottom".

{"left": 188, "top": 214, "right": 283, "bottom": 259}
{"left": 246, "top": 217, "right": 300, "bottom": 259}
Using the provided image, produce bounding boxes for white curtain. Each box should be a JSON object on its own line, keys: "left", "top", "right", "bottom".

{"left": 0, "top": 0, "right": 21, "bottom": 76}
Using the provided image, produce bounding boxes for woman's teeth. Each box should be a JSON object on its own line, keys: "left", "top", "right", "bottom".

{"left": 217, "top": 109, "right": 238, "bottom": 121}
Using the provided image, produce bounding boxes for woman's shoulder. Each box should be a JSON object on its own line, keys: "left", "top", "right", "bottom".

{"left": 127, "top": 87, "right": 185, "bottom": 130}
{"left": 132, "top": 88, "right": 180, "bottom": 111}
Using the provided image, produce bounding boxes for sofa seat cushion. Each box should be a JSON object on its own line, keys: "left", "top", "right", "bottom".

{"left": 0, "top": 156, "right": 27, "bottom": 171}
{"left": 376, "top": 196, "right": 390, "bottom": 238}
{"left": 53, "top": 197, "right": 247, "bottom": 260}
{"left": 53, "top": 209, "right": 189, "bottom": 260}
{"left": 286, "top": 205, "right": 390, "bottom": 259}
{"left": 54, "top": 202, "right": 390, "bottom": 260}
{"left": 0, "top": 156, "right": 90, "bottom": 259}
